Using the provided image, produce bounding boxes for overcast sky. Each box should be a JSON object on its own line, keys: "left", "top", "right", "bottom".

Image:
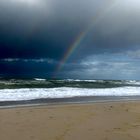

{"left": 0, "top": 0, "right": 140, "bottom": 80}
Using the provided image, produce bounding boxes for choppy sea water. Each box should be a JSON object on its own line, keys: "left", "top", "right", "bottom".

{"left": 0, "top": 79, "right": 140, "bottom": 103}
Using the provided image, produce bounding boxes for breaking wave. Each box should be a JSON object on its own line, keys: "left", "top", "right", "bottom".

{"left": 0, "top": 86, "right": 140, "bottom": 101}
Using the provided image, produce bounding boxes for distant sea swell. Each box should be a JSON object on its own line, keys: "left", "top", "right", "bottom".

{"left": 0, "top": 79, "right": 140, "bottom": 102}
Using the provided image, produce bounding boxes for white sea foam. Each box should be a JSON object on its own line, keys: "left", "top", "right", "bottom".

{"left": 0, "top": 87, "right": 140, "bottom": 101}
{"left": 34, "top": 78, "right": 46, "bottom": 81}
{"left": 64, "top": 79, "right": 100, "bottom": 82}
{"left": 125, "top": 80, "right": 140, "bottom": 85}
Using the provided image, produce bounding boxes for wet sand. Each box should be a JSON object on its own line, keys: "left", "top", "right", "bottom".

{"left": 0, "top": 101, "right": 140, "bottom": 140}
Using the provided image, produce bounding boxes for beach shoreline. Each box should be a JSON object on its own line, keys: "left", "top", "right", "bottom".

{"left": 0, "top": 101, "right": 140, "bottom": 140}
{"left": 1, "top": 95, "right": 140, "bottom": 108}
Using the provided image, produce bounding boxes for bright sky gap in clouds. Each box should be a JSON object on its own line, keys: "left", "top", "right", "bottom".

{"left": 0, "top": 0, "right": 140, "bottom": 80}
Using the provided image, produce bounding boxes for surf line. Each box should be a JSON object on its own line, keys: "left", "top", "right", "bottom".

{"left": 54, "top": 0, "right": 119, "bottom": 77}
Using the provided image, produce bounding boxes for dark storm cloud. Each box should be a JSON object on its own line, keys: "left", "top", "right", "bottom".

{"left": 68, "top": 1, "right": 140, "bottom": 60}
{"left": 1, "top": 0, "right": 140, "bottom": 60}
{"left": 0, "top": 58, "right": 56, "bottom": 78}
{"left": 0, "top": 0, "right": 100, "bottom": 59}
{"left": 1, "top": 0, "right": 140, "bottom": 79}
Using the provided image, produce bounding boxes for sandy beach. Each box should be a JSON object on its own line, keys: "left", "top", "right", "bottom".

{"left": 0, "top": 102, "right": 140, "bottom": 140}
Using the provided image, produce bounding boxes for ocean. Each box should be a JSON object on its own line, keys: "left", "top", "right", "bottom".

{"left": 0, "top": 78, "right": 140, "bottom": 106}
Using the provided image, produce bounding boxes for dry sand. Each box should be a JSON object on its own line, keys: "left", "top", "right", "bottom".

{"left": 0, "top": 102, "right": 140, "bottom": 140}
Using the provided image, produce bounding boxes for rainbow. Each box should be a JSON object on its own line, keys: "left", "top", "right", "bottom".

{"left": 55, "top": 0, "right": 119, "bottom": 75}
{"left": 56, "top": 31, "right": 86, "bottom": 72}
